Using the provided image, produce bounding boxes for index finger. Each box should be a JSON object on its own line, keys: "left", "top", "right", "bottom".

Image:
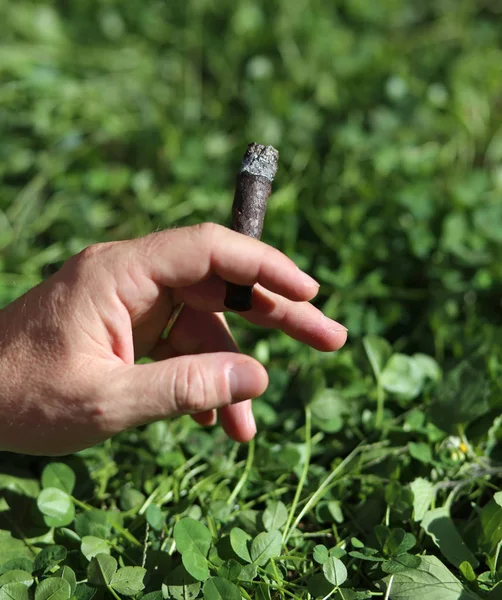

{"left": 138, "top": 223, "right": 319, "bottom": 302}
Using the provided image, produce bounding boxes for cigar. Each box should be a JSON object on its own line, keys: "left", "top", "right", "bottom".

{"left": 224, "top": 143, "right": 279, "bottom": 312}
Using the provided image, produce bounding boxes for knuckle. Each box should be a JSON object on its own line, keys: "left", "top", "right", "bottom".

{"left": 140, "top": 231, "right": 163, "bottom": 256}
{"left": 77, "top": 242, "right": 109, "bottom": 262}
{"left": 196, "top": 221, "right": 220, "bottom": 242}
{"left": 174, "top": 360, "right": 215, "bottom": 415}
{"left": 274, "top": 301, "right": 291, "bottom": 327}
{"left": 87, "top": 389, "right": 121, "bottom": 435}
{"left": 64, "top": 242, "right": 110, "bottom": 276}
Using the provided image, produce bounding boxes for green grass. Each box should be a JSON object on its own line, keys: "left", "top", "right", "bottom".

{"left": 1, "top": 0, "right": 501, "bottom": 598}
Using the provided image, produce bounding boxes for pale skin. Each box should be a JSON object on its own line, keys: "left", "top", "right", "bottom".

{"left": 0, "top": 223, "right": 347, "bottom": 456}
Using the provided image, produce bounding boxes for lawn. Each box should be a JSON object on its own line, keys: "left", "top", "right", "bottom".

{"left": 0, "top": 0, "right": 501, "bottom": 598}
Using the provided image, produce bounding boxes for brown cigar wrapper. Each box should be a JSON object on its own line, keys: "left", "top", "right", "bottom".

{"left": 224, "top": 144, "right": 278, "bottom": 312}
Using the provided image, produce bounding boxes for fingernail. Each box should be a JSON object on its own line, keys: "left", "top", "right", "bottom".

{"left": 247, "top": 405, "right": 257, "bottom": 436}
{"left": 298, "top": 267, "right": 320, "bottom": 289}
{"left": 324, "top": 317, "right": 348, "bottom": 333}
{"left": 228, "top": 363, "right": 258, "bottom": 401}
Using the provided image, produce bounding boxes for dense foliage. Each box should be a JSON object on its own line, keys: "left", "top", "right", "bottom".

{"left": 1, "top": 0, "right": 501, "bottom": 598}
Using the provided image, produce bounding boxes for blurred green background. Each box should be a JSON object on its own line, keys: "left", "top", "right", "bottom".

{"left": 1, "top": 3, "right": 502, "bottom": 594}
{"left": 1, "top": 0, "right": 501, "bottom": 352}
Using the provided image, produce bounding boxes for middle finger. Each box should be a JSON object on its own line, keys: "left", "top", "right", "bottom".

{"left": 176, "top": 277, "right": 348, "bottom": 352}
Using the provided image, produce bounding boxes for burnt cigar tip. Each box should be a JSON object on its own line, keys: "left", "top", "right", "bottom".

{"left": 240, "top": 143, "right": 279, "bottom": 182}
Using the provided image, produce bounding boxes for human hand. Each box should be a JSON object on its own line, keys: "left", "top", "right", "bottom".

{"left": 0, "top": 223, "right": 347, "bottom": 455}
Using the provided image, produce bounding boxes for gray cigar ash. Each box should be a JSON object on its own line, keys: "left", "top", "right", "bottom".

{"left": 224, "top": 143, "right": 279, "bottom": 312}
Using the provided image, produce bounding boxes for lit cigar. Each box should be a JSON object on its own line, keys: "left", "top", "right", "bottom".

{"left": 224, "top": 143, "right": 279, "bottom": 312}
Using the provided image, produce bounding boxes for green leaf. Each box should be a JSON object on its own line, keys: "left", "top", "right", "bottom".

{"left": 349, "top": 551, "right": 384, "bottom": 563}
{"left": 73, "top": 584, "right": 96, "bottom": 600}
{"left": 33, "top": 546, "right": 67, "bottom": 576}
{"left": 413, "top": 354, "right": 442, "bottom": 384}
{"left": 323, "top": 557, "right": 347, "bottom": 587}
{"left": 262, "top": 501, "right": 288, "bottom": 531}
{"left": 429, "top": 361, "right": 491, "bottom": 432}
{"left": 307, "top": 574, "right": 335, "bottom": 598}
{"left": 36, "top": 488, "right": 75, "bottom": 528}
{"left": 380, "top": 354, "right": 424, "bottom": 401}
{"left": 479, "top": 494, "right": 502, "bottom": 557}
{"left": 380, "top": 555, "right": 481, "bottom": 599}
{"left": 383, "top": 529, "right": 416, "bottom": 557}
{"left": 203, "top": 577, "right": 241, "bottom": 600}
{"left": 381, "top": 554, "right": 421, "bottom": 573}
{"left": 56, "top": 527, "right": 81, "bottom": 545}
{"left": 410, "top": 478, "right": 436, "bottom": 522}
{"left": 217, "top": 560, "right": 242, "bottom": 581}
{"left": 422, "top": 507, "right": 479, "bottom": 569}
{"left": 254, "top": 584, "right": 272, "bottom": 600}
{"left": 250, "top": 530, "right": 282, "bottom": 566}
{"left": 87, "top": 554, "right": 118, "bottom": 587}
{"left": 142, "top": 593, "right": 163, "bottom": 600}
{"left": 408, "top": 442, "right": 433, "bottom": 464}
{"left": 81, "top": 536, "right": 111, "bottom": 561}
{"left": 181, "top": 551, "right": 210, "bottom": 582}
{"left": 0, "top": 583, "right": 29, "bottom": 600}
{"left": 363, "top": 335, "right": 392, "bottom": 379}
{"left": 110, "top": 567, "right": 146, "bottom": 596}
{"left": 208, "top": 500, "right": 232, "bottom": 522}
{"left": 385, "top": 482, "right": 414, "bottom": 520}
{"left": 238, "top": 564, "right": 258, "bottom": 582}
{"left": 34, "top": 578, "right": 71, "bottom": 600}
{"left": 313, "top": 545, "right": 329, "bottom": 564}
{"left": 119, "top": 488, "right": 145, "bottom": 512}
{"left": 459, "top": 561, "right": 476, "bottom": 583}
{"left": 0, "top": 535, "right": 33, "bottom": 566}
{"left": 163, "top": 564, "right": 200, "bottom": 600}
{"left": 74, "top": 511, "right": 112, "bottom": 540}
{"left": 327, "top": 501, "right": 344, "bottom": 524}
{"left": 229, "top": 528, "right": 252, "bottom": 563}
{"left": 0, "top": 571, "right": 33, "bottom": 588}
{"left": 0, "top": 475, "right": 39, "bottom": 499}
{"left": 174, "top": 518, "right": 212, "bottom": 557}
{"left": 55, "top": 567, "right": 77, "bottom": 596}
{"left": 174, "top": 518, "right": 212, "bottom": 582}
{"left": 41, "top": 464, "right": 76, "bottom": 495}
{"left": 310, "top": 389, "right": 349, "bottom": 433}
{"left": 145, "top": 504, "right": 164, "bottom": 531}
{"left": 0, "top": 560, "right": 33, "bottom": 576}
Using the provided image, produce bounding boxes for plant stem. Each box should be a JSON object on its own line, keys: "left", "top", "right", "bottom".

{"left": 493, "top": 540, "right": 501, "bottom": 577}
{"left": 384, "top": 574, "right": 394, "bottom": 600}
{"left": 376, "top": 381, "right": 385, "bottom": 429}
{"left": 283, "top": 406, "right": 312, "bottom": 544}
{"left": 106, "top": 584, "right": 122, "bottom": 600}
{"left": 227, "top": 438, "right": 255, "bottom": 505}
{"left": 72, "top": 497, "right": 143, "bottom": 548}
{"left": 239, "top": 587, "right": 253, "bottom": 600}
{"left": 285, "top": 443, "right": 364, "bottom": 543}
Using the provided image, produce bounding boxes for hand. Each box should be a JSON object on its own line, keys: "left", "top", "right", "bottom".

{"left": 0, "top": 223, "right": 347, "bottom": 455}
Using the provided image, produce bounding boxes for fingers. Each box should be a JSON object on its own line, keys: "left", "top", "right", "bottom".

{"left": 246, "top": 285, "right": 348, "bottom": 351}
{"left": 136, "top": 224, "right": 320, "bottom": 302}
{"left": 192, "top": 410, "right": 218, "bottom": 427}
{"left": 176, "top": 278, "right": 347, "bottom": 352}
{"left": 217, "top": 401, "right": 257, "bottom": 443}
{"left": 104, "top": 352, "right": 268, "bottom": 433}
{"left": 150, "top": 310, "right": 258, "bottom": 442}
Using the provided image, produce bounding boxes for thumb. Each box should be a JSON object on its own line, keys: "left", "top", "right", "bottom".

{"left": 105, "top": 353, "right": 268, "bottom": 430}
